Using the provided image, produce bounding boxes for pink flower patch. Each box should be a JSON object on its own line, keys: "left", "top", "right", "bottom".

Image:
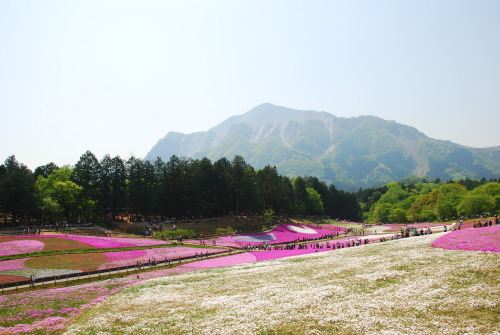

{"left": 54, "top": 235, "right": 169, "bottom": 249}
{"left": 251, "top": 249, "right": 323, "bottom": 261}
{"left": 182, "top": 252, "right": 258, "bottom": 268}
{"left": 104, "top": 250, "right": 148, "bottom": 263}
{"left": 431, "top": 225, "right": 500, "bottom": 252}
{"left": 0, "top": 258, "right": 30, "bottom": 271}
{"left": 0, "top": 240, "right": 45, "bottom": 257}
{"left": 99, "top": 247, "right": 227, "bottom": 269}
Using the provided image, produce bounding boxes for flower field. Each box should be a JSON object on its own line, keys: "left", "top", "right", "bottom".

{"left": 98, "top": 247, "right": 228, "bottom": 269}
{"left": 431, "top": 225, "right": 500, "bottom": 252}
{"left": 0, "top": 280, "right": 137, "bottom": 334}
{"left": 1, "top": 224, "right": 499, "bottom": 334}
{"left": 0, "top": 234, "right": 227, "bottom": 283}
{"left": 64, "top": 233, "right": 500, "bottom": 335}
{"left": 0, "top": 235, "right": 170, "bottom": 258}
{"left": 220, "top": 224, "right": 343, "bottom": 245}
{"left": 0, "top": 237, "right": 95, "bottom": 256}
{"left": 0, "top": 240, "right": 45, "bottom": 256}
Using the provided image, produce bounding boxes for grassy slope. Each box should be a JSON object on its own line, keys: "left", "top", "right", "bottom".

{"left": 65, "top": 233, "right": 500, "bottom": 335}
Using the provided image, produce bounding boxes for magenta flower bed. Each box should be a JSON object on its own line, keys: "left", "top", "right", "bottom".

{"left": 431, "top": 225, "right": 500, "bottom": 252}
{"left": 54, "top": 235, "right": 170, "bottom": 249}
{"left": 0, "top": 240, "right": 45, "bottom": 257}
{"left": 223, "top": 224, "right": 342, "bottom": 245}
{"left": 3, "top": 235, "right": 170, "bottom": 250}
{"left": 181, "top": 236, "right": 375, "bottom": 270}
{"left": 181, "top": 252, "right": 258, "bottom": 269}
{"left": 103, "top": 250, "right": 148, "bottom": 264}
{"left": 0, "top": 258, "right": 29, "bottom": 271}
{"left": 99, "top": 247, "right": 227, "bottom": 269}
{"left": 252, "top": 249, "right": 319, "bottom": 261}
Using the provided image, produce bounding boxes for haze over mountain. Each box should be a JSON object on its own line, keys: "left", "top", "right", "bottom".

{"left": 146, "top": 104, "right": 500, "bottom": 190}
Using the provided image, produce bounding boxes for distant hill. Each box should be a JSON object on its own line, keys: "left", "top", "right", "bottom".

{"left": 146, "top": 103, "right": 500, "bottom": 190}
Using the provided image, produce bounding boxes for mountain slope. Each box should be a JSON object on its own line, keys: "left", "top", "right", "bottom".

{"left": 146, "top": 103, "right": 500, "bottom": 190}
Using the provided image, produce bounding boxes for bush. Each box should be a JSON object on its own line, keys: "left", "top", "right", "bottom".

{"left": 155, "top": 229, "right": 196, "bottom": 240}
{"left": 214, "top": 226, "right": 235, "bottom": 235}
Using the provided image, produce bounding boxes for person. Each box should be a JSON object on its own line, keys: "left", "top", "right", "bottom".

{"left": 30, "top": 274, "right": 35, "bottom": 288}
{"left": 458, "top": 220, "right": 463, "bottom": 230}
{"left": 443, "top": 225, "right": 447, "bottom": 232}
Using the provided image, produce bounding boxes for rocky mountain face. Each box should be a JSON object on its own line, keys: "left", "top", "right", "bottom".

{"left": 146, "top": 103, "right": 500, "bottom": 190}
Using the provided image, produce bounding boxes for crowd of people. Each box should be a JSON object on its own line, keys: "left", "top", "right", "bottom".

{"left": 473, "top": 218, "right": 498, "bottom": 228}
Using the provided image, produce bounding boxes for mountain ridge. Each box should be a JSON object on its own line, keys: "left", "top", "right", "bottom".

{"left": 146, "top": 103, "right": 499, "bottom": 190}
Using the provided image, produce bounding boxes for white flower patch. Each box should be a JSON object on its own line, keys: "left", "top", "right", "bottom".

{"left": 232, "top": 233, "right": 277, "bottom": 242}
{"left": 287, "top": 225, "right": 317, "bottom": 234}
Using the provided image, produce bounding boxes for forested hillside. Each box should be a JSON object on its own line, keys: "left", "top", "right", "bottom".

{"left": 357, "top": 178, "right": 500, "bottom": 223}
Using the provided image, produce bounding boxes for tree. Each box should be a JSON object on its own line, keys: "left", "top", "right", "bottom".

{"left": 388, "top": 208, "right": 406, "bottom": 223}
{"left": 306, "top": 187, "right": 324, "bottom": 214}
{"left": 72, "top": 151, "right": 101, "bottom": 222}
{"left": 126, "top": 156, "right": 156, "bottom": 217}
{"left": 472, "top": 182, "right": 500, "bottom": 210}
{"left": 214, "top": 157, "right": 232, "bottom": 216}
{"left": 36, "top": 166, "right": 82, "bottom": 222}
{"left": 373, "top": 203, "right": 393, "bottom": 223}
{"left": 0, "top": 156, "right": 36, "bottom": 224}
{"left": 305, "top": 177, "right": 334, "bottom": 216}
{"left": 187, "top": 157, "right": 217, "bottom": 216}
{"left": 256, "top": 165, "right": 281, "bottom": 212}
{"left": 263, "top": 208, "right": 275, "bottom": 229}
{"left": 34, "top": 162, "right": 59, "bottom": 179}
{"left": 229, "top": 156, "right": 256, "bottom": 215}
{"left": 292, "top": 177, "right": 308, "bottom": 215}
{"left": 278, "top": 176, "right": 295, "bottom": 215}
{"left": 99, "top": 155, "right": 127, "bottom": 221}
{"left": 457, "top": 194, "right": 495, "bottom": 216}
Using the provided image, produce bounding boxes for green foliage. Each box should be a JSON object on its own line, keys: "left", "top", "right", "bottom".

{"left": 155, "top": 229, "right": 196, "bottom": 240}
{"left": 362, "top": 178, "right": 499, "bottom": 223}
{"left": 388, "top": 208, "right": 406, "bottom": 223}
{"left": 0, "top": 156, "right": 36, "bottom": 223}
{"left": 292, "top": 177, "right": 308, "bottom": 215}
{"left": 214, "top": 226, "right": 235, "bottom": 235}
{"left": 2, "top": 149, "right": 497, "bottom": 226}
{"left": 457, "top": 194, "right": 495, "bottom": 216}
{"left": 306, "top": 187, "right": 324, "bottom": 214}
{"left": 263, "top": 208, "right": 275, "bottom": 229}
{"left": 36, "top": 166, "right": 82, "bottom": 222}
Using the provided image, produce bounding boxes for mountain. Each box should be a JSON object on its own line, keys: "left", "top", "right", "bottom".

{"left": 146, "top": 103, "right": 500, "bottom": 190}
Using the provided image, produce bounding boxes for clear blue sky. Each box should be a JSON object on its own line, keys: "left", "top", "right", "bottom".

{"left": 1, "top": 0, "right": 499, "bottom": 170}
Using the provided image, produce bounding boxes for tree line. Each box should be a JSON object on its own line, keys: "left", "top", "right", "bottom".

{"left": 356, "top": 178, "right": 500, "bottom": 223}
{"left": 0, "top": 152, "right": 361, "bottom": 225}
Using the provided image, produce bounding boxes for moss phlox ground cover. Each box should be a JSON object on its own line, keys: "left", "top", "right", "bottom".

{"left": 221, "top": 223, "right": 344, "bottom": 245}
{"left": 0, "top": 240, "right": 45, "bottom": 257}
{"left": 432, "top": 225, "right": 500, "bottom": 252}
{"left": 99, "top": 247, "right": 228, "bottom": 269}
{"left": 1, "top": 223, "right": 499, "bottom": 334}
{"left": 64, "top": 234, "right": 500, "bottom": 335}
{"left": 0, "top": 280, "right": 137, "bottom": 334}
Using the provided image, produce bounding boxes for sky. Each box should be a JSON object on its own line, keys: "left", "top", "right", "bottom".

{"left": 1, "top": 0, "right": 499, "bottom": 170}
